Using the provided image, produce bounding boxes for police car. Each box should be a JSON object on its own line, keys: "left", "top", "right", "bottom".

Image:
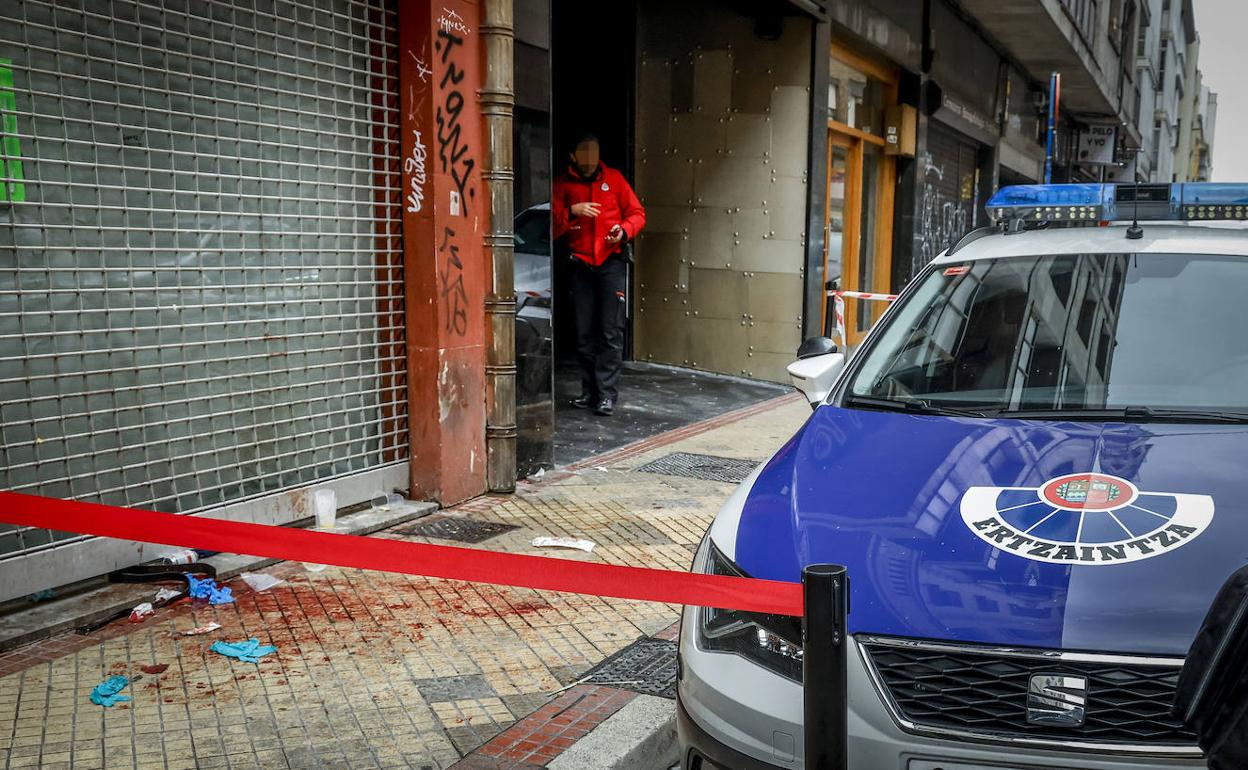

{"left": 678, "top": 183, "right": 1248, "bottom": 769}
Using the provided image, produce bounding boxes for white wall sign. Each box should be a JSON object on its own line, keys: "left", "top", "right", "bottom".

{"left": 1077, "top": 125, "right": 1118, "bottom": 166}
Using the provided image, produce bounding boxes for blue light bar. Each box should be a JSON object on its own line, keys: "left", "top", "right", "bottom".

{"left": 987, "top": 184, "right": 1116, "bottom": 223}
{"left": 987, "top": 183, "right": 1248, "bottom": 225}
{"left": 1177, "top": 183, "right": 1248, "bottom": 221}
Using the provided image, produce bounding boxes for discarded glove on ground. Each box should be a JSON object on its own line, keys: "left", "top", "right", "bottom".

{"left": 89, "top": 675, "right": 131, "bottom": 707}
{"left": 185, "top": 575, "right": 234, "bottom": 605}
{"left": 210, "top": 638, "right": 277, "bottom": 664}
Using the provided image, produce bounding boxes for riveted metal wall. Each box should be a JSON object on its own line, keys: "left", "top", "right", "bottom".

{"left": 0, "top": 0, "right": 406, "bottom": 593}
{"left": 634, "top": 0, "right": 813, "bottom": 382}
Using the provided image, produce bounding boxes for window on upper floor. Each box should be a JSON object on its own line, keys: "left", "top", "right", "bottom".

{"left": 1110, "top": 0, "right": 1135, "bottom": 52}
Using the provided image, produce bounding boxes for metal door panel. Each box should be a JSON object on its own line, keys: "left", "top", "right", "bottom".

{"left": 688, "top": 207, "right": 735, "bottom": 269}
{"left": 770, "top": 86, "right": 811, "bottom": 176}
{"left": 671, "top": 114, "right": 727, "bottom": 161}
{"left": 687, "top": 267, "right": 747, "bottom": 319}
{"left": 686, "top": 316, "right": 749, "bottom": 373}
{"left": 692, "top": 50, "right": 733, "bottom": 116}
{"left": 769, "top": 177, "right": 809, "bottom": 242}
{"left": 748, "top": 319, "right": 802, "bottom": 355}
{"left": 725, "top": 113, "right": 771, "bottom": 159}
{"left": 694, "top": 157, "right": 770, "bottom": 208}
{"left": 745, "top": 272, "right": 803, "bottom": 323}
{"left": 732, "top": 238, "right": 802, "bottom": 274}
{"left": 638, "top": 155, "right": 694, "bottom": 207}
{"left": 636, "top": 232, "right": 690, "bottom": 291}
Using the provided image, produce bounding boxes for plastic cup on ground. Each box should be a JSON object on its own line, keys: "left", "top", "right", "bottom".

{"left": 313, "top": 488, "right": 336, "bottom": 529}
{"left": 306, "top": 488, "right": 337, "bottom": 572}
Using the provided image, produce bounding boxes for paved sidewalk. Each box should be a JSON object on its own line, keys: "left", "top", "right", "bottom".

{"left": 0, "top": 394, "right": 808, "bottom": 770}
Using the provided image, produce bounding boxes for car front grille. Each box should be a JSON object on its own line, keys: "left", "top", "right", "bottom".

{"left": 859, "top": 636, "right": 1199, "bottom": 751}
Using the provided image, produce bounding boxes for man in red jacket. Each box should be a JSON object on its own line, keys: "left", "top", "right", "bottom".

{"left": 553, "top": 134, "right": 646, "bottom": 416}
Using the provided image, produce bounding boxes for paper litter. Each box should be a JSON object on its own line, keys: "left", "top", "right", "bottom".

{"left": 532, "top": 536, "right": 595, "bottom": 553}
{"left": 175, "top": 622, "right": 222, "bottom": 637}
{"left": 240, "top": 572, "right": 283, "bottom": 592}
{"left": 128, "top": 602, "right": 154, "bottom": 622}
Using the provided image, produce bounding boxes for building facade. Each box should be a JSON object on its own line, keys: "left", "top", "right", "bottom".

{"left": 0, "top": 0, "right": 1218, "bottom": 600}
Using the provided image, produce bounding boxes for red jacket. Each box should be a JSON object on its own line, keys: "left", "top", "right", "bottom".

{"left": 553, "top": 163, "right": 646, "bottom": 267}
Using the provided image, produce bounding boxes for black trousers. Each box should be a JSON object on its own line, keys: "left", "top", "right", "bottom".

{"left": 569, "top": 254, "right": 627, "bottom": 401}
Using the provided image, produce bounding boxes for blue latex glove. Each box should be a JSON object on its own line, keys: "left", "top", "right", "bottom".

{"left": 185, "top": 575, "right": 234, "bottom": 605}
{"left": 89, "top": 675, "right": 131, "bottom": 706}
{"left": 210, "top": 638, "right": 277, "bottom": 664}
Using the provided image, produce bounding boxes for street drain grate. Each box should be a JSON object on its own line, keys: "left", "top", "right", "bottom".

{"left": 633, "top": 452, "right": 759, "bottom": 484}
{"left": 395, "top": 516, "right": 518, "bottom": 544}
{"left": 582, "top": 637, "right": 677, "bottom": 699}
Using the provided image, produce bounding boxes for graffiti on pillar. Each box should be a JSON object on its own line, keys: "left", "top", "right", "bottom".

{"left": 437, "top": 8, "right": 472, "bottom": 36}
{"left": 403, "top": 35, "right": 432, "bottom": 214}
{"left": 410, "top": 51, "right": 432, "bottom": 83}
{"left": 404, "top": 130, "right": 428, "bottom": 214}
{"left": 434, "top": 25, "right": 475, "bottom": 217}
{"left": 916, "top": 152, "right": 968, "bottom": 272}
{"left": 439, "top": 226, "right": 468, "bottom": 336}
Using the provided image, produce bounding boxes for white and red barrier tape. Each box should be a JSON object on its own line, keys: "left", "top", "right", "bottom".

{"left": 827, "top": 290, "right": 897, "bottom": 344}
{"left": 827, "top": 290, "right": 898, "bottom": 302}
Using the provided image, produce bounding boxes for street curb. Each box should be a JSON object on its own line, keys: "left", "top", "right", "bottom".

{"left": 0, "top": 500, "right": 437, "bottom": 653}
{"left": 546, "top": 693, "right": 677, "bottom": 770}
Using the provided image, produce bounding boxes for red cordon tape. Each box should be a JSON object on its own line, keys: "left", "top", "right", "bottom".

{"left": 0, "top": 492, "right": 804, "bottom": 617}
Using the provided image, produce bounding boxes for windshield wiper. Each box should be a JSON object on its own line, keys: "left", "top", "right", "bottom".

{"left": 993, "top": 406, "right": 1248, "bottom": 424}
{"left": 843, "top": 394, "right": 986, "bottom": 418}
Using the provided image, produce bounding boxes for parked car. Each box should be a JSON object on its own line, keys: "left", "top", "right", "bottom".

{"left": 678, "top": 183, "right": 1248, "bottom": 769}
{"left": 514, "top": 203, "right": 554, "bottom": 404}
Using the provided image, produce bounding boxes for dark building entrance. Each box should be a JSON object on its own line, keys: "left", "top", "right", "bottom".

{"left": 514, "top": 0, "right": 822, "bottom": 474}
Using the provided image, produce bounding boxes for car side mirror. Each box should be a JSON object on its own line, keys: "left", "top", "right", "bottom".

{"left": 1173, "top": 564, "right": 1248, "bottom": 768}
{"left": 787, "top": 337, "right": 845, "bottom": 408}
{"left": 797, "top": 336, "right": 838, "bottom": 360}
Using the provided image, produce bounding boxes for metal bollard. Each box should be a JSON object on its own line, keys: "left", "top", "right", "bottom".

{"left": 802, "top": 563, "right": 849, "bottom": 770}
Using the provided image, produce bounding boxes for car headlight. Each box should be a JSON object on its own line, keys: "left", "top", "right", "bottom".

{"left": 694, "top": 537, "right": 803, "bottom": 682}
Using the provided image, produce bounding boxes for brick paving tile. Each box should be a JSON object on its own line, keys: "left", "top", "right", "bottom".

{"left": 0, "top": 396, "right": 809, "bottom": 768}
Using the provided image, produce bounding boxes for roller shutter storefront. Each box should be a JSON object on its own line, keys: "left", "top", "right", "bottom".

{"left": 0, "top": 0, "right": 406, "bottom": 600}
{"left": 913, "top": 120, "right": 986, "bottom": 277}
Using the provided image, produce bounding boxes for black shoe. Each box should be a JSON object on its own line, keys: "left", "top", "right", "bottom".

{"left": 594, "top": 396, "right": 615, "bottom": 416}
{"left": 571, "top": 393, "right": 595, "bottom": 409}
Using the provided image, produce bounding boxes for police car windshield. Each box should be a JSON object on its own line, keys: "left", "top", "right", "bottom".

{"left": 846, "top": 252, "right": 1248, "bottom": 417}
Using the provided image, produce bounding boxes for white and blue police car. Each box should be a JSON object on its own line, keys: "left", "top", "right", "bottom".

{"left": 678, "top": 183, "right": 1248, "bottom": 769}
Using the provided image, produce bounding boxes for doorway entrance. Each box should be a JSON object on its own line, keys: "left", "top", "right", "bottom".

{"left": 822, "top": 45, "right": 898, "bottom": 348}
{"left": 538, "top": 0, "right": 798, "bottom": 467}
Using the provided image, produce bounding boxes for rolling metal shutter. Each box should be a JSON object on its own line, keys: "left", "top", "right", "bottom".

{"left": 0, "top": 0, "right": 406, "bottom": 595}
{"left": 915, "top": 120, "right": 984, "bottom": 276}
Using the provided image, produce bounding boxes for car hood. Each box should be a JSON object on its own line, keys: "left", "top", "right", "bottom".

{"left": 732, "top": 406, "right": 1248, "bottom": 656}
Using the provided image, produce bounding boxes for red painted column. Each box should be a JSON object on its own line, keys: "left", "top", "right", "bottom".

{"left": 398, "top": 0, "right": 487, "bottom": 504}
